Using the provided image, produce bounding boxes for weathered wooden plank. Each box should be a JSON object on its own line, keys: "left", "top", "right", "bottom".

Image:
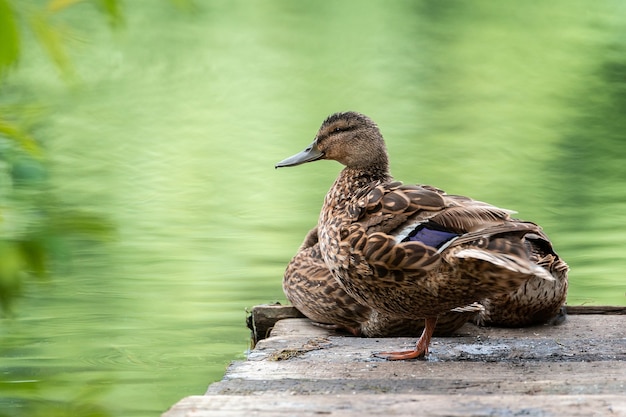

{"left": 207, "top": 316, "right": 626, "bottom": 397}
{"left": 566, "top": 305, "right": 626, "bottom": 315}
{"left": 268, "top": 314, "right": 624, "bottom": 340}
{"left": 247, "top": 304, "right": 626, "bottom": 343}
{"left": 209, "top": 361, "right": 626, "bottom": 396}
{"left": 243, "top": 316, "right": 626, "bottom": 365}
{"left": 246, "top": 304, "right": 305, "bottom": 345}
{"left": 163, "top": 314, "right": 626, "bottom": 417}
{"left": 164, "top": 394, "right": 626, "bottom": 417}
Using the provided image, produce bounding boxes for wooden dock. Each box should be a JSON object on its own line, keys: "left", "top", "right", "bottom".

{"left": 163, "top": 306, "right": 626, "bottom": 416}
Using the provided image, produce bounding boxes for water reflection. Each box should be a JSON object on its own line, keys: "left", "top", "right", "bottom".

{"left": 1, "top": 1, "right": 625, "bottom": 416}
{"left": 548, "top": 40, "right": 626, "bottom": 305}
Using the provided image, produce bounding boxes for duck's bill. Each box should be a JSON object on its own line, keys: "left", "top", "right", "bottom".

{"left": 275, "top": 141, "right": 324, "bottom": 168}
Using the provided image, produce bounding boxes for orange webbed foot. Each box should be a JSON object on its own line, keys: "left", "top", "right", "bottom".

{"left": 373, "top": 348, "right": 428, "bottom": 361}
{"left": 373, "top": 316, "right": 437, "bottom": 361}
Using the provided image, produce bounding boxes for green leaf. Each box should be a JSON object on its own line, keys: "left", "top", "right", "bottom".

{"left": 0, "top": 241, "right": 24, "bottom": 314}
{"left": 0, "top": 116, "right": 43, "bottom": 157}
{"left": 95, "top": 0, "right": 124, "bottom": 28}
{"left": 49, "top": 209, "right": 116, "bottom": 241}
{"left": 0, "top": 0, "right": 20, "bottom": 77}
{"left": 28, "top": 11, "right": 76, "bottom": 81}
{"left": 47, "top": 0, "right": 85, "bottom": 13}
{"left": 17, "top": 239, "right": 48, "bottom": 278}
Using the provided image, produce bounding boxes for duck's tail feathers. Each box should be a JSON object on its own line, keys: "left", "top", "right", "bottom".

{"left": 454, "top": 248, "right": 555, "bottom": 282}
{"left": 450, "top": 302, "right": 485, "bottom": 313}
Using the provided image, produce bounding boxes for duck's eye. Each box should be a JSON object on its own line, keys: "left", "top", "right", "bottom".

{"left": 333, "top": 127, "right": 342, "bottom": 133}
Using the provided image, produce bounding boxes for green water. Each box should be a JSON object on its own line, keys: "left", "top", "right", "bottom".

{"left": 2, "top": 1, "right": 626, "bottom": 416}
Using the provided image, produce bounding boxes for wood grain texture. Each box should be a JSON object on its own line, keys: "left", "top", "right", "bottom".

{"left": 164, "top": 314, "right": 626, "bottom": 417}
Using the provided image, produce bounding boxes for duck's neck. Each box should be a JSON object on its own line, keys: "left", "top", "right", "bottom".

{"left": 319, "top": 166, "right": 392, "bottom": 225}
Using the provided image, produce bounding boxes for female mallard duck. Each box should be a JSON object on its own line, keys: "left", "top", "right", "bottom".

{"left": 284, "top": 225, "right": 566, "bottom": 336}
{"left": 276, "top": 111, "right": 568, "bottom": 360}
{"left": 284, "top": 226, "right": 480, "bottom": 337}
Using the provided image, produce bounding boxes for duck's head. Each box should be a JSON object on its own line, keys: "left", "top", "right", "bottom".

{"left": 276, "top": 111, "right": 389, "bottom": 171}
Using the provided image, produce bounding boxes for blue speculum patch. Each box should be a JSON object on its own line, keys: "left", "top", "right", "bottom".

{"left": 402, "top": 222, "right": 459, "bottom": 249}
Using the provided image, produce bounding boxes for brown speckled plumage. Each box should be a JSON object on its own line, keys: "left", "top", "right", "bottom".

{"left": 283, "top": 227, "right": 478, "bottom": 337}
{"left": 276, "top": 111, "right": 568, "bottom": 360}
{"left": 472, "top": 230, "right": 569, "bottom": 327}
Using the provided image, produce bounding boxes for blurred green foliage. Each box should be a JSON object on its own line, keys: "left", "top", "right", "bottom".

{"left": 0, "top": 0, "right": 20, "bottom": 76}
{"left": 0, "top": 0, "right": 123, "bottom": 314}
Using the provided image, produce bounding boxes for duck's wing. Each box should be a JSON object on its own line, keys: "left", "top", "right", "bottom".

{"left": 286, "top": 226, "right": 483, "bottom": 336}
{"left": 348, "top": 182, "right": 514, "bottom": 245}
{"left": 341, "top": 182, "right": 554, "bottom": 290}
{"left": 348, "top": 182, "right": 450, "bottom": 234}
{"left": 430, "top": 193, "right": 515, "bottom": 233}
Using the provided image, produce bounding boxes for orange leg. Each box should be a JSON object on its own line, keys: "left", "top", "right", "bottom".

{"left": 374, "top": 317, "right": 438, "bottom": 360}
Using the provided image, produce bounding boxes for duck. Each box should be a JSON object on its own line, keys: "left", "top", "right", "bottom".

{"left": 276, "top": 111, "right": 568, "bottom": 360}
{"left": 284, "top": 225, "right": 567, "bottom": 336}
{"left": 284, "top": 226, "right": 480, "bottom": 337}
